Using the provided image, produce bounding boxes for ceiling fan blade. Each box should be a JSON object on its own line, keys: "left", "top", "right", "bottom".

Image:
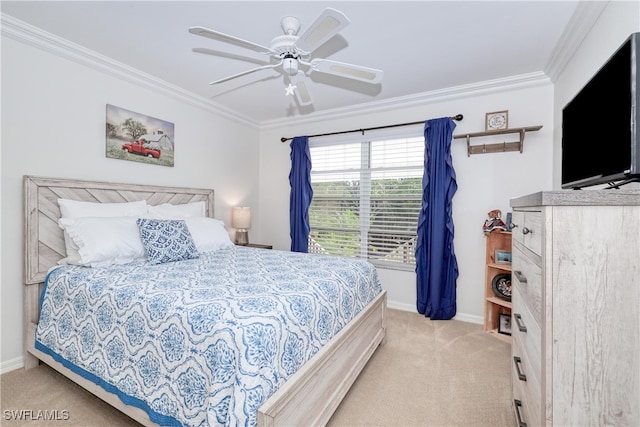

{"left": 189, "top": 26, "right": 274, "bottom": 55}
{"left": 294, "top": 8, "right": 350, "bottom": 54}
{"left": 192, "top": 48, "right": 271, "bottom": 66}
{"left": 290, "top": 72, "right": 313, "bottom": 106}
{"left": 309, "top": 58, "right": 383, "bottom": 84}
{"left": 209, "top": 62, "right": 282, "bottom": 85}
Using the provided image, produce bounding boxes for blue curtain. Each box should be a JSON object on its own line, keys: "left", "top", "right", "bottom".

{"left": 416, "top": 117, "right": 459, "bottom": 320}
{"left": 289, "top": 136, "right": 313, "bottom": 252}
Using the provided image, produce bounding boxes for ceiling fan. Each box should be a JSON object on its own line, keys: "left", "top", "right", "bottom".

{"left": 188, "top": 8, "right": 383, "bottom": 106}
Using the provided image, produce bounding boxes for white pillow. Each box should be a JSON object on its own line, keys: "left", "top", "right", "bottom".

{"left": 146, "top": 201, "right": 206, "bottom": 219}
{"left": 184, "top": 217, "right": 233, "bottom": 252}
{"left": 58, "top": 199, "right": 148, "bottom": 263}
{"left": 57, "top": 217, "right": 146, "bottom": 267}
{"left": 58, "top": 199, "right": 148, "bottom": 218}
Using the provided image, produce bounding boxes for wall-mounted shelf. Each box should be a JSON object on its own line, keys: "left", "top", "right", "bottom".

{"left": 453, "top": 125, "right": 542, "bottom": 156}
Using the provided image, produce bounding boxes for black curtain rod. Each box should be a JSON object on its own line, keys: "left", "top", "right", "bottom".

{"left": 280, "top": 114, "right": 463, "bottom": 143}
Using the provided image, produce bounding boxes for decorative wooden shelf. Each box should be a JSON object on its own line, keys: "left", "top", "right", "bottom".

{"left": 454, "top": 125, "right": 543, "bottom": 156}
{"left": 487, "top": 263, "right": 512, "bottom": 272}
{"left": 486, "top": 296, "right": 511, "bottom": 308}
{"left": 484, "top": 230, "right": 512, "bottom": 343}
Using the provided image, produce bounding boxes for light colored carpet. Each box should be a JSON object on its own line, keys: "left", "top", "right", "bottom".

{"left": 1, "top": 309, "right": 513, "bottom": 426}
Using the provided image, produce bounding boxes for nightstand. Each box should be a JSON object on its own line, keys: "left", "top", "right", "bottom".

{"left": 239, "top": 243, "right": 273, "bottom": 249}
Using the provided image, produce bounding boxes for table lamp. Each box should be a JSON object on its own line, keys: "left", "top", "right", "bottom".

{"left": 232, "top": 206, "right": 251, "bottom": 245}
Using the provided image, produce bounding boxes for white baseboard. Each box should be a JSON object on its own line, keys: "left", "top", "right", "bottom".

{"left": 386, "top": 300, "right": 483, "bottom": 325}
{"left": 1, "top": 356, "right": 24, "bottom": 374}
{"left": 452, "top": 312, "right": 483, "bottom": 325}
{"left": 386, "top": 300, "right": 416, "bottom": 313}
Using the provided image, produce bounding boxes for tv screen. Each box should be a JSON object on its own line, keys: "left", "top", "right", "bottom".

{"left": 561, "top": 33, "right": 640, "bottom": 189}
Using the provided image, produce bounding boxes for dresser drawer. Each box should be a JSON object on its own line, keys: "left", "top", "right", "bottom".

{"left": 512, "top": 243, "right": 542, "bottom": 325}
{"left": 511, "top": 210, "right": 542, "bottom": 256}
{"left": 512, "top": 287, "right": 541, "bottom": 383}
{"left": 511, "top": 328, "right": 542, "bottom": 426}
{"left": 512, "top": 359, "right": 542, "bottom": 427}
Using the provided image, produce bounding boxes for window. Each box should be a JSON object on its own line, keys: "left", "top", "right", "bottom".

{"left": 308, "top": 135, "right": 424, "bottom": 270}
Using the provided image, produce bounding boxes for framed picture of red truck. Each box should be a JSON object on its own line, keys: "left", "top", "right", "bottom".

{"left": 106, "top": 104, "right": 175, "bottom": 167}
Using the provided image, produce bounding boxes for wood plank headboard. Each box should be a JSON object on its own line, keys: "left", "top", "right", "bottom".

{"left": 23, "top": 175, "right": 215, "bottom": 285}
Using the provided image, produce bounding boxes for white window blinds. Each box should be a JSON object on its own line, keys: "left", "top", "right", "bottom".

{"left": 308, "top": 136, "right": 424, "bottom": 269}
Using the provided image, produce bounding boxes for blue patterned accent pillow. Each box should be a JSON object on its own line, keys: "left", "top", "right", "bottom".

{"left": 136, "top": 218, "right": 199, "bottom": 264}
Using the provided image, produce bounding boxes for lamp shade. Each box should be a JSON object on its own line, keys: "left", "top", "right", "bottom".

{"left": 232, "top": 207, "right": 251, "bottom": 230}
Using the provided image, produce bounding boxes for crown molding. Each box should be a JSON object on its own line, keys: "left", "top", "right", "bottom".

{"left": 544, "top": 1, "right": 608, "bottom": 82}
{"left": 260, "top": 71, "right": 551, "bottom": 130}
{"left": 1, "top": 13, "right": 260, "bottom": 129}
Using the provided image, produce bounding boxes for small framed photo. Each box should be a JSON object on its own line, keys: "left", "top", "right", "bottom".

{"left": 498, "top": 313, "right": 512, "bottom": 336}
{"left": 485, "top": 110, "right": 509, "bottom": 131}
{"left": 494, "top": 249, "right": 512, "bottom": 264}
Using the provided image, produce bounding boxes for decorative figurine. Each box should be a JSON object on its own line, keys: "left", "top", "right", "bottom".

{"left": 483, "top": 209, "right": 507, "bottom": 232}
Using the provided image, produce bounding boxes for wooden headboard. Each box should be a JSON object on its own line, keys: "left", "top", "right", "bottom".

{"left": 23, "top": 175, "right": 215, "bottom": 285}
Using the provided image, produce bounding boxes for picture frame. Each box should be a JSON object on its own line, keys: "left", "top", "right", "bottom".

{"left": 494, "top": 249, "right": 512, "bottom": 264}
{"left": 498, "top": 313, "right": 512, "bottom": 336}
{"left": 485, "top": 110, "right": 509, "bottom": 131}
{"left": 105, "top": 104, "right": 175, "bottom": 167}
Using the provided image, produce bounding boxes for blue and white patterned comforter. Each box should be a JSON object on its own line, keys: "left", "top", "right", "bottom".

{"left": 35, "top": 246, "right": 382, "bottom": 426}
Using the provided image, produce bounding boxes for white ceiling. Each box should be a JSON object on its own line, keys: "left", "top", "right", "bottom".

{"left": 2, "top": 1, "right": 585, "bottom": 124}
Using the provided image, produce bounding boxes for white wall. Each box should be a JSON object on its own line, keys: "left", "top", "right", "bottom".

{"left": 1, "top": 35, "right": 261, "bottom": 371}
{"left": 258, "top": 82, "right": 555, "bottom": 321}
{"left": 552, "top": 1, "right": 640, "bottom": 189}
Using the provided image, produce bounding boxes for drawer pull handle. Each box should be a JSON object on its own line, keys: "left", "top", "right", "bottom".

{"left": 514, "top": 313, "right": 527, "bottom": 332}
{"left": 513, "top": 356, "right": 527, "bottom": 381}
{"left": 514, "top": 399, "right": 527, "bottom": 427}
{"left": 513, "top": 270, "right": 528, "bottom": 283}
{"left": 522, "top": 227, "right": 532, "bottom": 235}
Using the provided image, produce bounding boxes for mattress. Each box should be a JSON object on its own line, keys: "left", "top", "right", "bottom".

{"left": 35, "top": 246, "right": 382, "bottom": 426}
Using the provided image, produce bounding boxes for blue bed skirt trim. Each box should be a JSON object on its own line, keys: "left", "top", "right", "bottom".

{"left": 35, "top": 269, "right": 182, "bottom": 427}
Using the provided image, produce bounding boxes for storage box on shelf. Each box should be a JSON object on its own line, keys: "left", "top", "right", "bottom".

{"left": 484, "top": 230, "right": 512, "bottom": 343}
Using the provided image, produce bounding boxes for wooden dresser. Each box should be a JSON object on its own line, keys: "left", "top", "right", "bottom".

{"left": 509, "top": 190, "right": 640, "bottom": 427}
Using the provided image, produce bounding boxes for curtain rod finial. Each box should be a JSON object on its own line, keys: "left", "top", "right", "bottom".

{"left": 453, "top": 114, "right": 463, "bottom": 121}
{"left": 280, "top": 137, "right": 288, "bottom": 143}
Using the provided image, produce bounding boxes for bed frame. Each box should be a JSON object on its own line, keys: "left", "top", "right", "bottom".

{"left": 23, "top": 175, "right": 387, "bottom": 427}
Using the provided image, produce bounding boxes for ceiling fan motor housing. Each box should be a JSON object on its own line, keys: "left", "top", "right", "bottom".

{"left": 270, "top": 34, "right": 303, "bottom": 75}
{"left": 270, "top": 35, "right": 300, "bottom": 56}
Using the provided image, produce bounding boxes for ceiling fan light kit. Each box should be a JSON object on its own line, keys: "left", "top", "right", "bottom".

{"left": 282, "top": 55, "right": 299, "bottom": 76}
{"left": 189, "top": 7, "right": 383, "bottom": 105}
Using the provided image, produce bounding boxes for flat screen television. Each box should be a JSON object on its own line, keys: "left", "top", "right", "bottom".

{"left": 561, "top": 32, "right": 640, "bottom": 189}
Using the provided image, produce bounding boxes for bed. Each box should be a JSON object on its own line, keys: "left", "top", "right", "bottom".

{"left": 23, "top": 175, "right": 387, "bottom": 426}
